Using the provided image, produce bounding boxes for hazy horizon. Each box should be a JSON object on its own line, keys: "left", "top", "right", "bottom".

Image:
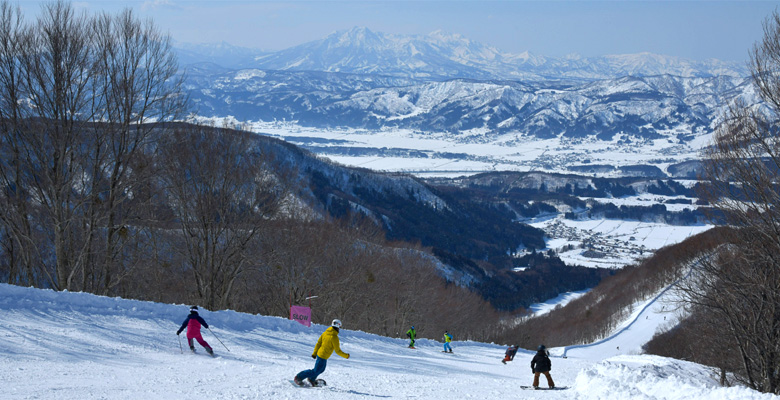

{"left": 17, "top": 1, "right": 780, "bottom": 62}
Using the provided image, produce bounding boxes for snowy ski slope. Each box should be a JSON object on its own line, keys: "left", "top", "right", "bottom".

{"left": 0, "top": 284, "right": 774, "bottom": 400}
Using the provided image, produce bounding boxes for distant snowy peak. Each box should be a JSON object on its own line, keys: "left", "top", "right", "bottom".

{"left": 423, "top": 29, "right": 506, "bottom": 62}
{"left": 251, "top": 26, "right": 508, "bottom": 79}
{"left": 244, "top": 27, "right": 748, "bottom": 81}
{"left": 597, "top": 52, "right": 741, "bottom": 79}
{"left": 510, "top": 50, "right": 549, "bottom": 66}
{"left": 328, "top": 26, "right": 385, "bottom": 49}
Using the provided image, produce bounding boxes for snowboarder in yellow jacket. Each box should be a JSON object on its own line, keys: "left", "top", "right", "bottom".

{"left": 294, "top": 319, "right": 350, "bottom": 386}
{"left": 443, "top": 330, "right": 453, "bottom": 353}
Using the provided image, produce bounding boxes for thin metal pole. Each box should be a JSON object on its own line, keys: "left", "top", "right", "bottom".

{"left": 177, "top": 334, "right": 183, "bottom": 353}
{"left": 208, "top": 327, "right": 230, "bottom": 352}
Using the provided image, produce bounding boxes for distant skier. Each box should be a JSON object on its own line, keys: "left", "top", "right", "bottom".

{"left": 443, "top": 331, "right": 453, "bottom": 353}
{"left": 531, "top": 344, "right": 555, "bottom": 389}
{"left": 502, "top": 344, "right": 519, "bottom": 364}
{"left": 406, "top": 326, "right": 416, "bottom": 348}
{"left": 293, "top": 319, "right": 350, "bottom": 387}
{"left": 176, "top": 306, "right": 214, "bottom": 356}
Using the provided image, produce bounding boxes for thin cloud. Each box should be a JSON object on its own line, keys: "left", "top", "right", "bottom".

{"left": 141, "top": 0, "right": 178, "bottom": 12}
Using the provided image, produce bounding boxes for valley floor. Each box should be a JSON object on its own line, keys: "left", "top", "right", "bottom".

{"left": 0, "top": 284, "right": 774, "bottom": 400}
{"left": 530, "top": 216, "right": 713, "bottom": 269}
{"left": 233, "top": 121, "right": 708, "bottom": 179}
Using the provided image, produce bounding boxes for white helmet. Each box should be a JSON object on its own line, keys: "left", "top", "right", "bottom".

{"left": 332, "top": 319, "right": 343, "bottom": 329}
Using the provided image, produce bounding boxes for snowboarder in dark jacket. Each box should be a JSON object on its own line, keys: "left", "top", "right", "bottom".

{"left": 530, "top": 345, "right": 554, "bottom": 389}
{"left": 177, "top": 306, "right": 213, "bottom": 355}
{"left": 502, "top": 344, "right": 518, "bottom": 364}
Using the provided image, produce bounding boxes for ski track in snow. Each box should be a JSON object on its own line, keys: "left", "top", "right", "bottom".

{"left": 0, "top": 284, "right": 775, "bottom": 400}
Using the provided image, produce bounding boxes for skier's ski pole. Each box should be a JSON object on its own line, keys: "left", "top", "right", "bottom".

{"left": 177, "top": 334, "right": 183, "bottom": 353}
{"left": 208, "top": 327, "right": 230, "bottom": 352}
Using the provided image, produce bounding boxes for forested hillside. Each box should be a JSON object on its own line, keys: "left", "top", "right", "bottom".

{"left": 0, "top": 2, "right": 615, "bottom": 340}
{"left": 0, "top": 3, "right": 496, "bottom": 341}
{"left": 497, "top": 228, "right": 729, "bottom": 348}
{"left": 0, "top": 1, "right": 745, "bottom": 354}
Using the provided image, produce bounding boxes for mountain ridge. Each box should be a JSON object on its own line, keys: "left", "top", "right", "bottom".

{"left": 186, "top": 69, "right": 755, "bottom": 140}
{"left": 177, "top": 26, "right": 749, "bottom": 80}
{"left": 177, "top": 26, "right": 756, "bottom": 146}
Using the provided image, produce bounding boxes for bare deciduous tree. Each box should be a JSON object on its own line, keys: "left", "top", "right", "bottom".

{"left": 0, "top": 1, "right": 183, "bottom": 293}
{"left": 0, "top": 1, "right": 38, "bottom": 285}
{"left": 685, "top": 10, "right": 780, "bottom": 394}
{"left": 158, "top": 124, "right": 290, "bottom": 309}
{"left": 675, "top": 243, "right": 780, "bottom": 393}
{"left": 84, "top": 8, "right": 184, "bottom": 294}
{"left": 14, "top": 1, "right": 95, "bottom": 290}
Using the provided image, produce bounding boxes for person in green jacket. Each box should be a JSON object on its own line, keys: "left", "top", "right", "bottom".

{"left": 294, "top": 319, "right": 350, "bottom": 387}
{"left": 406, "top": 326, "right": 416, "bottom": 348}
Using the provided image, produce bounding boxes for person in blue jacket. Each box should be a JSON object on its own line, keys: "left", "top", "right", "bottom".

{"left": 177, "top": 306, "right": 214, "bottom": 355}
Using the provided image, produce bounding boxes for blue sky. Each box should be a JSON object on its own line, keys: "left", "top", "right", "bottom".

{"left": 18, "top": 1, "right": 780, "bottom": 61}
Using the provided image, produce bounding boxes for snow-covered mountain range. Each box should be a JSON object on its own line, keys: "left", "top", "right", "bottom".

{"left": 179, "top": 27, "right": 757, "bottom": 147}
{"left": 179, "top": 27, "right": 749, "bottom": 80}
{"left": 187, "top": 69, "right": 755, "bottom": 139}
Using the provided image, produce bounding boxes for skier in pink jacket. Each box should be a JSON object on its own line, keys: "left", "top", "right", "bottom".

{"left": 177, "top": 306, "right": 214, "bottom": 356}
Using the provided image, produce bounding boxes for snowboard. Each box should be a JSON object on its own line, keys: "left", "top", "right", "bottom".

{"left": 291, "top": 379, "right": 327, "bottom": 388}
{"left": 519, "top": 386, "right": 568, "bottom": 391}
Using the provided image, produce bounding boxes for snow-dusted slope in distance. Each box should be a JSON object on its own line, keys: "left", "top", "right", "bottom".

{"left": 1, "top": 284, "right": 775, "bottom": 400}
{"left": 186, "top": 70, "right": 757, "bottom": 141}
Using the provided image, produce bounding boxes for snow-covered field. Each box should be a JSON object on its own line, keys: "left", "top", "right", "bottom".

{"left": 193, "top": 118, "right": 708, "bottom": 178}
{"left": 190, "top": 118, "right": 714, "bottom": 270}
{"left": 529, "top": 216, "right": 713, "bottom": 269}
{"left": 1, "top": 284, "right": 774, "bottom": 399}
{"left": 528, "top": 290, "right": 590, "bottom": 316}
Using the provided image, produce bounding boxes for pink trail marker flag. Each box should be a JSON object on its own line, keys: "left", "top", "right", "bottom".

{"left": 290, "top": 305, "right": 311, "bottom": 327}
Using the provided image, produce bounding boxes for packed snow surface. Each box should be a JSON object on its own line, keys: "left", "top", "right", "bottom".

{"left": 1, "top": 284, "right": 774, "bottom": 399}
{"left": 528, "top": 290, "right": 589, "bottom": 316}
